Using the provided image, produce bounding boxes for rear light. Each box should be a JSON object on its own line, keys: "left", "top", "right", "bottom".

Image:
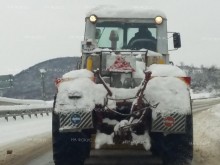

{"left": 55, "top": 78, "right": 63, "bottom": 87}
{"left": 86, "top": 56, "right": 93, "bottom": 71}
{"left": 179, "top": 77, "right": 191, "bottom": 86}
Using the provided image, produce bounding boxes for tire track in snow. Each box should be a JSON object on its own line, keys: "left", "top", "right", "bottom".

{"left": 192, "top": 99, "right": 220, "bottom": 165}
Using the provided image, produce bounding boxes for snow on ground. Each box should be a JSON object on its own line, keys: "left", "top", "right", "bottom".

{"left": 0, "top": 115, "right": 51, "bottom": 146}
{"left": 0, "top": 97, "right": 50, "bottom": 105}
{"left": 191, "top": 89, "right": 220, "bottom": 100}
{"left": 0, "top": 103, "right": 52, "bottom": 111}
{"left": 193, "top": 103, "right": 220, "bottom": 165}
{"left": 191, "top": 90, "right": 212, "bottom": 99}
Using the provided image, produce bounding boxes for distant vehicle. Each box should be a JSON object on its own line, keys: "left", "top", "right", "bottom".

{"left": 52, "top": 6, "right": 192, "bottom": 165}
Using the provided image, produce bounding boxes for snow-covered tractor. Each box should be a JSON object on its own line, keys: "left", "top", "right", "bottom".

{"left": 52, "top": 6, "right": 193, "bottom": 165}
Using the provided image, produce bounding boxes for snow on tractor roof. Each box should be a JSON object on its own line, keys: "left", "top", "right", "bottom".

{"left": 86, "top": 6, "right": 167, "bottom": 19}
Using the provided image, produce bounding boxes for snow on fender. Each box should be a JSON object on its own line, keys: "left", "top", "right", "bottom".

{"left": 55, "top": 69, "right": 107, "bottom": 113}
{"left": 145, "top": 76, "right": 191, "bottom": 118}
{"left": 147, "top": 64, "right": 187, "bottom": 77}
{"left": 62, "top": 69, "right": 94, "bottom": 79}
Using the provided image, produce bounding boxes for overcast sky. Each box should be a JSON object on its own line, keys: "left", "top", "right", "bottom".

{"left": 0, "top": 0, "right": 220, "bottom": 75}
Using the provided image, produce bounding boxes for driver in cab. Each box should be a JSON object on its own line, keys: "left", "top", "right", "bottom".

{"left": 128, "top": 27, "right": 156, "bottom": 51}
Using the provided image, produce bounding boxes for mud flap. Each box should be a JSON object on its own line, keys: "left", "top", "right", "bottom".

{"left": 58, "top": 111, "right": 94, "bottom": 132}
{"left": 151, "top": 113, "right": 187, "bottom": 134}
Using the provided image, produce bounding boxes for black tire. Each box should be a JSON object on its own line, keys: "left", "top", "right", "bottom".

{"left": 52, "top": 96, "right": 91, "bottom": 165}
{"left": 150, "top": 114, "right": 193, "bottom": 165}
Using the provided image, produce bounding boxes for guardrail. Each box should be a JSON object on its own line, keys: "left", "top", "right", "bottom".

{"left": 0, "top": 97, "right": 219, "bottom": 121}
{"left": 0, "top": 105, "right": 53, "bottom": 121}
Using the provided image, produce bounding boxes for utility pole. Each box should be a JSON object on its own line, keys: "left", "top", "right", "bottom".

{"left": 39, "top": 69, "right": 46, "bottom": 100}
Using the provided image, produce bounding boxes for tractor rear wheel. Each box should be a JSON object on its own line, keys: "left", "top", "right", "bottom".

{"left": 150, "top": 115, "right": 193, "bottom": 165}
{"left": 52, "top": 97, "right": 91, "bottom": 165}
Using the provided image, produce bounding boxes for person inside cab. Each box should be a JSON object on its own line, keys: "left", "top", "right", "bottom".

{"left": 128, "top": 27, "right": 156, "bottom": 51}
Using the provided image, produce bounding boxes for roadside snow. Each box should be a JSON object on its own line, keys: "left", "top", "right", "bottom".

{"left": 0, "top": 97, "right": 49, "bottom": 105}
{"left": 0, "top": 103, "right": 52, "bottom": 111}
{"left": 190, "top": 89, "right": 220, "bottom": 100}
{"left": 191, "top": 92, "right": 211, "bottom": 99}
{"left": 0, "top": 115, "right": 51, "bottom": 145}
{"left": 193, "top": 103, "right": 220, "bottom": 165}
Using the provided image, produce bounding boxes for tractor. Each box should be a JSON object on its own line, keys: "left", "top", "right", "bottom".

{"left": 52, "top": 6, "right": 193, "bottom": 165}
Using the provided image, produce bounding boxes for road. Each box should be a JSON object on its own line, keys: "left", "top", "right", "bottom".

{"left": 1, "top": 98, "right": 220, "bottom": 165}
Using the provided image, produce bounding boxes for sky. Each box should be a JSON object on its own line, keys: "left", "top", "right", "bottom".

{"left": 0, "top": 0, "right": 220, "bottom": 75}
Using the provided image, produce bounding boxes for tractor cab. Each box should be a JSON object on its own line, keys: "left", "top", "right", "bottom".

{"left": 80, "top": 7, "right": 181, "bottom": 88}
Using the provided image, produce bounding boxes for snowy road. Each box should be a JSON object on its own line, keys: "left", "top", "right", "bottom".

{"left": 0, "top": 98, "right": 219, "bottom": 165}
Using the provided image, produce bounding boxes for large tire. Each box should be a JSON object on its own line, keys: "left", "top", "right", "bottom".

{"left": 150, "top": 114, "right": 193, "bottom": 165}
{"left": 52, "top": 96, "right": 91, "bottom": 165}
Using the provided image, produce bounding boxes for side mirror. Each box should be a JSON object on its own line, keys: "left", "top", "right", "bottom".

{"left": 95, "top": 29, "right": 101, "bottom": 39}
{"left": 173, "top": 33, "right": 181, "bottom": 49}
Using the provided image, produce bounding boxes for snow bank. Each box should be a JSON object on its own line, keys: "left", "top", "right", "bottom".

{"left": 0, "top": 115, "right": 51, "bottom": 145}
{"left": 147, "top": 64, "right": 187, "bottom": 77}
{"left": 87, "top": 6, "right": 166, "bottom": 19}
{"left": 190, "top": 89, "right": 219, "bottom": 99}
{"left": 0, "top": 103, "right": 52, "bottom": 111}
{"left": 0, "top": 97, "right": 48, "bottom": 105}
{"left": 191, "top": 92, "right": 212, "bottom": 99}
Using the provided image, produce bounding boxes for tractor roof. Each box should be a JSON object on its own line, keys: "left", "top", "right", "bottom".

{"left": 86, "top": 6, "right": 166, "bottom": 19}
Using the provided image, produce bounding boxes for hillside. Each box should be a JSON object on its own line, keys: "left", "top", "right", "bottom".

{"left": 3, "top": 57, "right": 80, "bottom": 100}
{"left": 2, "top": 58, "right": 220, "bottom": 100}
